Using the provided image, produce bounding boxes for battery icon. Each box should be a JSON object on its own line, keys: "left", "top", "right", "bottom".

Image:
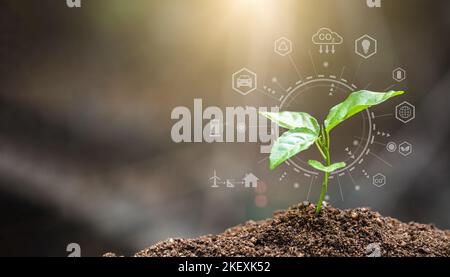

{"left": 392, "top": 67, "right": 406, "bottom": 82}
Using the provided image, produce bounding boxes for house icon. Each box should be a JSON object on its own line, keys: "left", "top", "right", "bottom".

{"left": 243, "top": 173, "right": 259, "bottom": 188}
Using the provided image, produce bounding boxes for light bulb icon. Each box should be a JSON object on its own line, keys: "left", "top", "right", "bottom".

{"left": 355, "top": 35, "right": 377, "bottom": 59}
{"left": 362, "top": 39, "right": 371, "bottom": 54}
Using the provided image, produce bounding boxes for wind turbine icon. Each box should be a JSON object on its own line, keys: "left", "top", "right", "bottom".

{"left": 210, "top": 169, "right": 221, "bottom": 188}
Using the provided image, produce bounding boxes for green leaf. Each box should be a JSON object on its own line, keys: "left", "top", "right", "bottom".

{"left": 308, "top": 160, "right": 346, "bottom": 173}
{"left": 324, "top": 90, "right": 405, "bottom": 133}
{"left": 269, "top": 128, "right": 318, "bottom": 170}
{"left": 260, "top": 111, "right": 320, "bottom": 136}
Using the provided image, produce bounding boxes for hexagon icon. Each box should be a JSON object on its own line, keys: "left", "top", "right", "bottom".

{"left": 395, "top": 101, "right": 415, "bottom": 123}
{"left": 372, "top": 173, "right": 386, "bottom": 187}
{"left": 274, "top": 37, "right": 292, "bottom": 56}
{"left": 232, "top": 68, "right": 257, "bottom": 95}
{"left": 393, "top": 67, "right": 406, "bottom": 82}
{"left": 355, "top": 35, "right": 377, "bottom": 59}
{"left": 398, "top": 141, "right": 413, "bottom": 156}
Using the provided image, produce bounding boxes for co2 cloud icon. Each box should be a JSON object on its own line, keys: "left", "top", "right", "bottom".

{"left": 312, "top": 27, "right": 343, "bottom": 54}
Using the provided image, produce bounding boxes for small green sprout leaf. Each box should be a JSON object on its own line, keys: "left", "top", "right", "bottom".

{"left": 325, "top": 90, "right": 404, "bottom": 133}
{"left": 308, "top": 160, "right": 346, "bottom": 173}
{"left": 269, "top": 128, "right": 318, "bottom": 170}
{"left": 259, "top": 111, "right": 320, "bottom": 135}
{"left": 261, "top": 90, "right": 405, "bottom": 214}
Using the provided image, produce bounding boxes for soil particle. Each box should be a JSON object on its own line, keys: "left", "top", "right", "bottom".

{"left": 126, "top": 203, "right": 450, "bottom": 257}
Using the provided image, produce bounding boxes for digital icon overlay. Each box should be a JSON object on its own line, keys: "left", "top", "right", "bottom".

{"left": 312, "top": 28, "right": 343, "bottom": 54}
{"left": 355, "top": 35, "right": 377, "bottom": 59}
{"left": 395, "top": 101, "right": 415, "bottom": 123}
{"left": 274, "top": 37, "right": 293, "bottom": 56}
{"left": 210, "top": 169, "right": 259, "bottom": 189}
{"left": 393, "top": 67, "right": 406, "bottom": 82}
{"left": 398, "top": 141, "right": 413, "bottom": 156}
{"left": 372, "top": 173, "right": 386, "bottom": 187}
{"left": 232, "top": 68, "right": 257, "bottom": 95}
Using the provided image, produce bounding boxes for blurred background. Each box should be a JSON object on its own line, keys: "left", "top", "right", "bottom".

{"left": 0, "top": 0, "right": 449, "bottom": 256}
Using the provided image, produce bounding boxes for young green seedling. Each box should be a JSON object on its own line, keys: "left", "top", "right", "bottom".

{"left": 260, "top": 90, "right": 405, "bottom": 214}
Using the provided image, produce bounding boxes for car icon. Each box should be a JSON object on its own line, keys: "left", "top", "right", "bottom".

{"left": 232, "top": 67, "right": 257, "bottom": 95}
{"left": 236, "top": 75, "right": 253, "bottom": 88}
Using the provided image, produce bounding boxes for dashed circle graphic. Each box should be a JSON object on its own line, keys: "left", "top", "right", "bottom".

{"left": 279, "top": 75, "right": 374, "bottom": 176}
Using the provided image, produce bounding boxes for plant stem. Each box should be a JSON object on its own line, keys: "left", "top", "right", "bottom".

{"left": 315, "top": 169, "right": 329, "bottom": 214}
{"left": 316, "top": 131, "right": 331, "bottom": 214}
{"left": 315, "top": 141, "right": 327, "bottom": 160}
{"left": 326, "top": 128, "right": 330, "bottom": 149}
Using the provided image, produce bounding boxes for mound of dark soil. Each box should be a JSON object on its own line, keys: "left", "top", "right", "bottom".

{"left": 125, "top": 203, "right": 450, "bottom": 257}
